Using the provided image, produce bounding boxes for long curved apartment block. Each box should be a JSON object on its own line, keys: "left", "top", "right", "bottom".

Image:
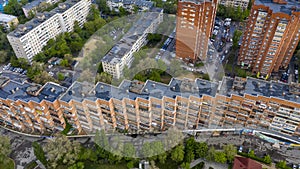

{"left": 0, "top": 75, "right": 300, "bottom": 140}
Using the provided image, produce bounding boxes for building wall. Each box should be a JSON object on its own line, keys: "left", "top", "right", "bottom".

{"left": 219, "top": 0, "right": 249, "bottom": 10}
{"left": 238, "top": 5, "right": 300, "bottom": 78}
{"left": 176, "top": 0, "right": 217, "bottom": 63}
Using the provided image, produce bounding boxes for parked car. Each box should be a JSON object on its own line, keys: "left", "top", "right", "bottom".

{"left": 281, "top": 73, "right": 288, "bottom": 83}
{"left": 238, "top": 146, "right": 243, "bottom": 153}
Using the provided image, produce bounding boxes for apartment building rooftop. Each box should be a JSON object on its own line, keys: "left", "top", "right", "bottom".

{"left": 60, "top": 81, "right": 96, "bottom": 102}
{"left": 178, "top": 0, "right": 213, "bottom": 4}
{"left": 134, "top": 0, "right": 153, "bottom": 8}
{"left": 220, "top": 76, "right": 300, "bottom": 103}
{"left": 0, "top": 76, "right": 66, "bottom": 103}
{"left": 255, "top": 0, "right": 300, "bottom": 14}
{"left": 22, "top": 0, "right": 44, "bottom": 10}
{"left": 126, "top": 12, "right": 159, "bottom": 35}
{"left": 59, "top": 77, "right": 219, "bottom": 102}
{"left": 102, "top": 35, "right": 139, "bottom": 64}
{"left": 102, "top": 12, "right": 160, "bottom": 64}
{"left": 9, "top": 0, "right": 81, "bottom": 38}
{"left": 8, "top": 11, "right": 56, "bottom": 38}
{"left": 0, "top": 13, "right": 17, "bottom": 23}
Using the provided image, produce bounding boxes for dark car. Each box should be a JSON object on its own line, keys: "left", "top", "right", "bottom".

{"left": 281, "top": 73, "right": 288, "bottom": 83}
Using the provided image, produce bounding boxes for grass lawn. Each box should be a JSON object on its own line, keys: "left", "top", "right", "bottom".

{"left": 0, "top": 158, "right": 15, "bottom": 169}
{"left": 84, "top": 162, "right": 128, "bottom": 169}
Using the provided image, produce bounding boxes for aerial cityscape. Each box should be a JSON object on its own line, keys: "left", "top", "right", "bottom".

{"left": 0, "top": 0, "right": 299, "bottom": 168}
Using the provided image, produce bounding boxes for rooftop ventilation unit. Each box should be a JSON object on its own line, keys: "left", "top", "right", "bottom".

{"left": 58, "top": 3, "right": 67, "bottom": 10}
{"left": 36, "top": 13, "right": 46, "bottom": 22}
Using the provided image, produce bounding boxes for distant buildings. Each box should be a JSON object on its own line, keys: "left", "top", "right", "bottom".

{"left": 106, "top": 0, "right": 154, "bottom": 13}
{"left": 7, "top": 0, "right": 91, "bottom": 62}
{"left": 22, "top": 0, "right": 61, "bottom": 18}
{"left": 176, "top": 0, "right": 218, "bottom": 63}
{"left": 219, "top": 0, "right": 249, "bottom": 10}
{"left": 233, "top": 157, "right": 262, "bottom": 169}
{"left": 101, "top": 9, "right": 163, "bottom": 79}
{"left": 1, "top": 73, "right": 300, "bottom": 139}
{"left": 0, "top": 13, "right": 19, "bottom": 31}
{"left": 238, "top": 0, "right": 300, "bottom": 78}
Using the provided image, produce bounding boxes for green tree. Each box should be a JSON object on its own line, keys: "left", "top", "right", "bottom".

{"left": 32, "top": 142, "right": 47, "bottom": 166}
{"left": 133, "top": 5, "right": 139, "bottom": 13}
{"left": 184, "top": 138, "right": 196, "bottom": 163}
{"left": 214, "top": 152, "right": 227, "bottom": 163}
{"left": 96, "top": 72, "right": 112, "bottom": 84}
{"left": 223, "top": 144, "right": 237, "bottom": 163}
{"left": 276, "top": 160, "right": 287, "bottom": 169}
{"left": 0, "top": 136, "right": 11, "bottom": 165}
{"left": 4, "top": 0, "right": 23, "bottom": 16}
{"left": 68, "top": 162, "right": 84, "bottom": 169}
{"left": 232, "top": 30, "right": 242, "bottom": 50}
{"left": 171, "top": 145, "right": 185, "bottom": 163}
{"left": 207, "top": 146, "right": 216, "bottom": 161}
{"left": 119, "top": 6, "right": 128, "bottom": 16}
{"left": 60, "top": 59, "right": 69, "bottom": 67}
{"left": 97, "top": 62, "right": 104, "bottom": 73}
{"left": 57, "top": 72, "right": 65, "bottom": 81}
{"left": 194, "top": 142, "right": 208, "bottom": 158}
{"left": 248, "top": 150, "right": 255, "bottom": 158}
{"left": 96, "top": 0, "right": 110, "bottom": 14}
{"left": 169, "top": 59, "right": 184, "bottom": 77}
{"left": 127, "top": 161, "right": 135, "bottom": 169}
{"left": 263, "top": 155, "right": 272, "bottom": 164}
{"left": 180, "top": 162, "right": 190, "bottom": 169}
{"left": 141, "top": 142, "right": 154, "bottom": 158}
{"left": 44, "top": 134, "right": 81, "bottom": 168}
{"left": 123, "top": 143, "right": 136, "bottom": 158}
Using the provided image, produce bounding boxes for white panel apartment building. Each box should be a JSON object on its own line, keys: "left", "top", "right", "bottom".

{"left": 219, "top": 0, "right": 249, "bottom": 9}
{"left": 101, "top": 9, "right": 163, "bottom": 79}
{"left": 7, "top": 0, "right": 91, "bottom": 61}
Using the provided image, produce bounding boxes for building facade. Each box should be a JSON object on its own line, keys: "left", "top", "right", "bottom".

{"left": 238, "top": 0, "right": 300, "bottom": 78}
{"left": 101, "top": 9, "right": 163, "bottom": 79}
{"left": 0, "top": 13, "right": 19, "bottom": 31}
{"left": 176, "top": 0, "right": 218, "bottom": 63}
{"left": 219, "top": 0, "right": 249, "bottom": 10}
{"left": 1, "top": 74, "right": 300, "bottom": 140}
{"left": 106, "top": 0, "right": 154, "bottom": 13}
{"left": 7, "top": 0, "right": 91, "bottom": 62}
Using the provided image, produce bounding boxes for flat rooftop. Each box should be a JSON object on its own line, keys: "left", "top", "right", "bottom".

{"left": 60, "top": 78, "right": 219, "bottom": 102}
{"left": 22, "top": 0, "right": 44, "bottom": 10}
{"left": 101, "top": 11, "right": 160, "bottom": 64}
{"left": 0, "top": 75, "right": 66, "bottom": 103}
{"left": 220, "top": 76, "right": 300, "bottom": 103}
{"left": 255, "top": 0, "right": 300, "bottom": 15}
{"left": 178, "top": 0, "right": 213, "bottom": 4}
{"left": 9, "top": 0, "right": 82, "bottom": 38}
{"left": 0, "top": 13, "right": 17, "bottom": 23}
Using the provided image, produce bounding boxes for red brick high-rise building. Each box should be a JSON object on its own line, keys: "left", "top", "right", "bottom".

{"left": 238, "top": 0, "right": 300, "bottom": 78}
{"left": 176, "top": 0, "right": 218, "bottom": 63}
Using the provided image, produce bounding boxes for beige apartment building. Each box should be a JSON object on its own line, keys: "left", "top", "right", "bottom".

{"left": 7, "top": 0, "right": 91, "bottom": 62}
{"left": 0, "top": 75, "right": 300, "bottom": 140}
{"left": 219, "top": 0, "right": 249, "bottom": 9}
